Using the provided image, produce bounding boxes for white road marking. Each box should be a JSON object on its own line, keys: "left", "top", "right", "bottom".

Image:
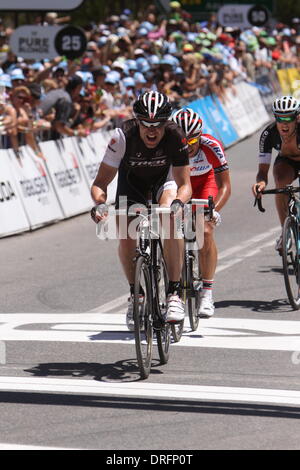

{"left": 0, "top": 376, "right": 300, "bottom": 406}
{"left": 0, "top": 314, "right": 300, "bottom": 351}
{"left": 88, "top": 295, "right": 128, "bottom": 313}
{"left": 218, "top": 226, "right": 280, "bottom": 260}
{"left": 216, "top": 239, "right": 276, "bottom": 273}
{"left": 0, "top": 443, "right": 77, "bottom": 450}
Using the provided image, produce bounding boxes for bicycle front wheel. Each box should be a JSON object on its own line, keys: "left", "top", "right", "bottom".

{"left": 155, "top": 251, "right": 171, "bottom": 364}
{"left": 282, "top": 216, "right": 300, "bottom": 310}
{"left": 134, "top": 256, "right": 153, "bottom": 379}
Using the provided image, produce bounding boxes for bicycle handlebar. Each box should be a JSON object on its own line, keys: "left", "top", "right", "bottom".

{"left": 254, "top": 185, "right": 300, "bottom": 213}
{"left": 190, "top": 195, "right": 215, "bottom": 219}
{"left": 110, "top": 207, "right": 172, "bottom": 217}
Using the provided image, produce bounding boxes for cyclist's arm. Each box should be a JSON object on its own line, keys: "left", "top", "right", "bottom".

{"left": 91, "top": 162, "right": 118, "bottom": 204}
{"left": 214, "top": 168, "right": 231, "bottom": 212}
{"left": 253, "top": 125, "right": 274, "bottom": 195}
{"left": 91, "top": 128, "right": 125, "bottom": 204}
{"left": 253, "top": 163, "right": 270, "bottom": 196}
{"left": 172, "top": 165, "right": 192, "bottom": 203}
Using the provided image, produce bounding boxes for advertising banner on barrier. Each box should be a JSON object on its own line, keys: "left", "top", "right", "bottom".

{"left": 221, "top": 88, "right": 251, "bottom": 139}
{"left": 0, "top": 150, "right": 30, "bottom": 237}
{"left": 40, "top": 138, "right": 93, "bottom": 218}
{"left": 236, "top": 82, "right": 270, "bottom": 130}
{"left": 203, "top": 95, "right": 239, "bottom": 147}
{"left": 187, "top": 99, "right": 216, "bottom": 136}
{"left": 7, "top": 146, "right": 64, "bottom": 230}
{"left": 186, "top": 96, "right": 238, "bottom": 148}
{"left": 254, "top": 75, "right": 275, "bottom": 114}
{"left": 71, "top": 132, "right": 118, "bottom": 204}
{"left": 89, "top": 128, "right": 113, "bottom": 156}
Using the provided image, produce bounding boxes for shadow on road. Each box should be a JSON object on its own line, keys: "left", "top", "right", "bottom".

{"left": 24, "top": 359, "right": 162, "bottom": 383}
{"left": 215, "top": 298, "right": 291, "bottom": 313}
{"left": 0, "top": 389, "right": 300, "bottom": 420}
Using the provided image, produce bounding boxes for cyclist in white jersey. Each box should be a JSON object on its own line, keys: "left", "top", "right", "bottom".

{"left": 91, "top": 91, "right": 192, "bottom": 330}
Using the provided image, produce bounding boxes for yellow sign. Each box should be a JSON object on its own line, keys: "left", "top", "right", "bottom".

{"left": 277, "top": 68, "right": 300, "bottom": 98}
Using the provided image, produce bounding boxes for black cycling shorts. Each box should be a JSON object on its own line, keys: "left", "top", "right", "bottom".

{"left": 274, "top": 155, "right": 300, "bottom": 180}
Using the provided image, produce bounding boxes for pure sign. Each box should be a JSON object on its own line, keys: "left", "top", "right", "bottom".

{"left": 10, "top": 25, "right": 86, "bottom": 60}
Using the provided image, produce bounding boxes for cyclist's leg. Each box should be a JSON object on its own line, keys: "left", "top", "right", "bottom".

{"left": 193, "top": 172, "right": 218, "bottom": 317}
{"left": 159, "top": 187, "right": 184, "bottom": 282}
{"left": 157, "top": 184, "right": 185, "bottom": 322}
{"left": 273, "top": 156, "right": 297, "bottom": 253}
{"left": 199, "top": 221, "right": 217, "bottom": 280}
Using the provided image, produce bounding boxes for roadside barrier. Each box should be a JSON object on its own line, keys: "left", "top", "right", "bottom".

{"left": 0, "top": 129, "right": 117, "bottom": 237}
{"left": 0, "top": 79, "right": 277, "bottom": 238}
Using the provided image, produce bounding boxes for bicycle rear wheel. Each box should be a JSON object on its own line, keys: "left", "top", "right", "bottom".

{"left": 282, "top": 216, "right": 300, "bottom": 310}
{"left": 185, "top": 250, "right": 200, "bottom": 331}
{"left": 134, "top": 256, "right": 153, "bottom": 379}
{"left": 155, "top": 251, "right": 171, "bottom": 364}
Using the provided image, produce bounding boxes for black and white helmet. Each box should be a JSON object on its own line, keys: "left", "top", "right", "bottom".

{"left": 133, "top": 91, "right": 172, "bottom": 120}
{"left": 272, "top": 96, "right": 300, "bottom": 116}
{"left": 171, "top": 107, "right": 203, "bottom": 137}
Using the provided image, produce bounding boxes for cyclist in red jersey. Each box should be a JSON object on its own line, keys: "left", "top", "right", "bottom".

{"left": 172, "top": 107, "right": 231, "bottom": 317}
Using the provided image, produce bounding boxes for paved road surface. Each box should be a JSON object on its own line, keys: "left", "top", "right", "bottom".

{"left": 0, "top": 129, "right": 300, "bottom": 450}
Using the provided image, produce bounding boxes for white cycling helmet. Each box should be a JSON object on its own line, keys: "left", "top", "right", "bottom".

{"left": 272, "top": 96, "right": 300, "bottom": 116}
{"left": 171, "top": 107, "right": 203, "bottom": 137}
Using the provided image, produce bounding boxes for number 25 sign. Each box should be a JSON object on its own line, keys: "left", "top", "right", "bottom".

{"left": 10, "top": 25, "right": 87, "bottom": 60}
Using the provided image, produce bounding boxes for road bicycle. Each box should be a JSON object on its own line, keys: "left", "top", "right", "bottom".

{"left": 96, "top": 201, "right": 171, "bottom": 379}
{"left": 127, "top": 203, "right": 173, "bottom": 379}
{"left": 171, "top": 197, "right": 214, "bottom": 342}
{"left": 255, "top": 177, "right": 300, "bottom": 310}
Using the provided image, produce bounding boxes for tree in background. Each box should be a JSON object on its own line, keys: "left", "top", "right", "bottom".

{"left": 273, "top": 0, "right": 299, "bottom": 25}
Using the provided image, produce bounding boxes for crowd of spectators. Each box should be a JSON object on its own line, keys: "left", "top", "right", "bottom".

{"left": 0, "top": 2, "right": 299, "bottom": 159}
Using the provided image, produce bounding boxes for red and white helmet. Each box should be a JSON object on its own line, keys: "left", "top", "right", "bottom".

{"left": 171, "top": 107, "right": 203, "bottom": 137}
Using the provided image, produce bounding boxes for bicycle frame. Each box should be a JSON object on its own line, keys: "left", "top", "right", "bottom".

{"left": 181, "top": 197, "right": 214, "bottom": 332}
{"left": 131, "top": 206, "right": 170, "bottom": 329}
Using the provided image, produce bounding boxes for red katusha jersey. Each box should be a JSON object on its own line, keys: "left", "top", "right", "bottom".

{"left": 189, "top": 134, "right": 229, "bottom": 199}
{"left": 189, "top": 134, "right": 228, "bottom": 176}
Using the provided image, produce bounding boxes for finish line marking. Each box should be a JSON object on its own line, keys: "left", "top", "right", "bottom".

{"left": 0, "top": 376, "right": 300, "bottom": 406}
{"left": 0, "top": 314, "right": 300, "bottom": 351}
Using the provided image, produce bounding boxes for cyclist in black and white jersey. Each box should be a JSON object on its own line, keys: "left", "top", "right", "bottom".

{"left": 91, "top": 91, "right": 192, "bottom": 330}
{"left": 252, "top": 95, "right": 300, "bottom": 252}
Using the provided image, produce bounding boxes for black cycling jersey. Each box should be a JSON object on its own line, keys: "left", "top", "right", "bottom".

{"left": 259, "top": 122, "right": 300, "bottom": 164}
{"left": 102, "top": 119, "right": 189, "bottom": 206}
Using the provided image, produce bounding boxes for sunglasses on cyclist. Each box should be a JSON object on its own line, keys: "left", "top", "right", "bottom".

{"left": 275, "top": 115, "right": 296, "bottom": 123}
{"left": 139, "top": 120, "right": 166, "bottom": 128}
{"left": 187, "top": 136, "right": 200, "bottom": 146}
